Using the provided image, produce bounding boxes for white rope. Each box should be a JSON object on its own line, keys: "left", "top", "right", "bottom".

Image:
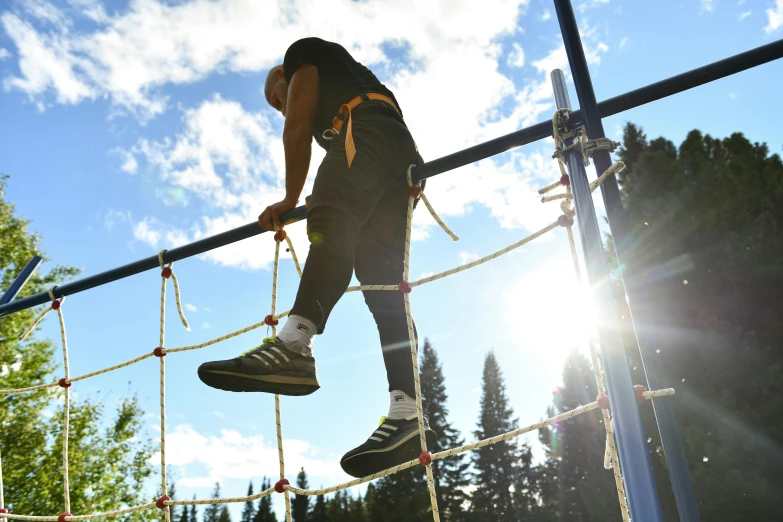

{"left": 405, "top": 168, "right": 441, "bottom": 522}
{"left": 48, "top": 287, "right": 72, "bottom": 516}
{"left": 406, "top": 165, "right": 459, "bottom": 242}
{"left": 0, "top": 150, "right": 675, "bottom": 522}
{"left": 270, "top": 233, "right": 292, "bottom": 522}
{"left": 158, "top": 250, "right": 190, "bottom": 331}
{"left": 157, "top": 273, "right": 170, "bottom": 522}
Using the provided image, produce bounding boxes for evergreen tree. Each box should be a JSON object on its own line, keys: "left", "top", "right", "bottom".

{"left": 419, "top": 339, "right": 470, "bottom": 521}
{"left": 202, "top": 483, "right": 222, "bottom": 522}
{"left": 292, "top": 468, "right": 310, "bottom": 522}
{"left": 189, "top": 496, "right": 198, "bottom": 522}
{"left": 178, "top": 500, "right": 190, "bottom": 522}
{"left": 538, "top": 351, "right": 619, "bottom": 520}
{"left": 0, "top": 174, "right": 154, "bottom": 519}
{"left": 325, "top": 491, "right": 348, "bottom": 521}
{"left": 240, "top": 482, "right": 255, "bottom": 522}
{"left": 217, "top": 506, "right": 231, "bottom": 522}
{"left": 252, "top": 479, "right": 277, "bottom": 522}
{"left": 310, "top": 492, "right": 326, "bottom": 522}
{"left": 610, "top": 124, "right": 783, "bottom": 519}
{"left": 471, "top": 352, "right": 532, "bottom": 521}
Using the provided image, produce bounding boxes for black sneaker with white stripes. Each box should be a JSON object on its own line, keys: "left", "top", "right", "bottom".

{"left": 340, "top": 415, "right": 437, "bottom": 478}
{"left": 197, "top": 337, "right": 320, "bottom": 396}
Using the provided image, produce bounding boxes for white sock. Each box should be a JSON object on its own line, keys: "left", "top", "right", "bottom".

{"left": 276, "top": 315, "right": 316, "bottom": 354}
{"left": 387, "top": 390, "right": 418, "bottom": 420}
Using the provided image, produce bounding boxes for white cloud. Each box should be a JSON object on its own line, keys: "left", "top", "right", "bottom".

{"left": 104, "top": 209, "right": 131, "bottom": 230}
{"left": 151, "top": 424, "right": 345, "bottom": 486}
{"left": 5, "top": 0, "right": 615, "bottom": 270}
{"left": 738, "top": 10, "right": 752, "bottom": 20}
{"left": 185, "top": 304, "right": 198, "bottom": 312}
{"left": 729, "top": 92, "right": 738, "bottom": 101}
{"left": 202, "top": 322, "right": 211, "bottom": 330}
{"left": 507, "top": 42, "right": 525, "bottom": 67}
{"left": 701, "top": 0, "right": 714, "bottom": 13}
{"left": 459, "top": 251, "right": 480, "bottom": 264}
{"left": 619, "top": 36, "right": 628, "bottom": 50}
{"left": 540, "top": 9, "right": 552, "bottom": 21}
{"left": 1, "top": 0, "right": 529, "bottom": 120}
{"left": 0, "top": 47, "right": 10, "bottom": 60}
{"left": 766, "top": 0, "right": 783, "bottom": 33}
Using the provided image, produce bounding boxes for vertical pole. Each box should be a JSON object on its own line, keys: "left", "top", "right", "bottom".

{"left": 552, "top": 1, "right": 702, "bottom": 520}
{"left": 550, "top": 70, "right": 664, "bottom": 520}
{"left": 0, "top": 256, "right": 43, "bottom": 305}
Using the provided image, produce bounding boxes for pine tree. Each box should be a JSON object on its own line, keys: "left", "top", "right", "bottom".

{"left": 471, "top": 351, "right": 532, "bottom": 521}
{"left": 310, "top": 491, "right": 327, "bottom": 522}
{"left": 178, "top": 501, "right": 190, "bottom": 522}
{"left": 538, "top": 351, "right": 619, "bottom": 521}
{"left": 419, "top": 338, "right": 470, "bottom": 521}
{"left": 252, "top": 479, "right": 277, "bottom": 522}
{"left": 610, "top": 123, "right": 783, "bottom": 519}
{"left": 292, "top": 468, "right": 310, "bottom": 522}
{"left": 217, "top": 506, "right": 231, "bottom": 522}
{"left": 240, "top": 482, "right": 255, "bottom": 522}
{"left": 189, "top": 496, "right": 198, "bottom": 522}
{"left": 203, "top": 483, "right": 222, "bottom": 522}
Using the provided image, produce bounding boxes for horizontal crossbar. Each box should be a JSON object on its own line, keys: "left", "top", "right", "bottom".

{"left": 1, "top": 38, "right": 780, "bottom": 318}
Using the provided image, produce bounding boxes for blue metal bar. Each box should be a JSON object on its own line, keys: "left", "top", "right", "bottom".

{"left": 550, "top": 70, "right": 664, "bottom": 521}
{"left": 551, "top": 1, "right": 702, "bottom": 520}
{"left": 552, "top": 1, "right": 666, "bottom": 520}
{"left": 0, "top": 37, "right": 781, "bottom": 318}
{"left": 0, "top": 255, "right": 43, "bottom": 306}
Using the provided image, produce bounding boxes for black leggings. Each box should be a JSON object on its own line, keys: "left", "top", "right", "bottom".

{"left": 289, "top": 108, "right": 422, "bottom": 397}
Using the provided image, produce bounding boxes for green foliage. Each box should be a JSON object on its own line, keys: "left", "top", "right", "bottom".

{"left": 0, "top": 174, "right": 153, "bottom": 521}
{"left": 538, "top": 351, "right": 621, "bottom": 521}
{"left": 419, "top": 339, "right": 470, "bottom": 521}
{"left": 202, "top": 483, "right": 222, "bottom": 522}
{"left": 251, "top": 479, "right": 276, "bottom": 522}
{"left": 608, "top": 124, "right": 783, "bottom": 520}
{"left": 292, "top": 468, "right": 309, "bottom": 522}
{"left": 470, "top": 352, "right": 533, "bottom": 521}
{"left": 240, "top": 483, "right": 254, "bottom": 522}
{"left": 309, "top": 493, "right": 326, "bottom": 522}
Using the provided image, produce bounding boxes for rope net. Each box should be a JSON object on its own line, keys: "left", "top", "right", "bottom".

{"left": 0, "top": 119, "right": 675, "bottom": 522}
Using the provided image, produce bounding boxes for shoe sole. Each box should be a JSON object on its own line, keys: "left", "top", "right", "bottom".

{"left": 340, "top": 427, "right": 437, "bottom": 478}
{"left": 198, "top": 368, "right": 320, "bottom": 396}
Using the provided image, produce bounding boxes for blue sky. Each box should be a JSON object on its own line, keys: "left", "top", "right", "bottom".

{"left": 2, "top": 0, "right": 782, "bottom": 519}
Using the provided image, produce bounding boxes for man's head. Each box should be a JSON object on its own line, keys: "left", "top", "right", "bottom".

{"left": 264, "top": 65, "right": 288, "bottom": 116}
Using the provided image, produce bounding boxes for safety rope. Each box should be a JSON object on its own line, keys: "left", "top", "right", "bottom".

{"left": 0, "top": 144, "right": 672, "bottom": 522}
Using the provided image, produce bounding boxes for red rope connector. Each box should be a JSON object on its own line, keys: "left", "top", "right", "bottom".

{"left": 560, "top": 173, "right": 570, "bottom": 187}
{"left": 0, "top": 508, "right": 9, "bottom": 514}
{"left": 264, "top": 315, "right": 279, "bottom": 326}
{"left": 409, "top": 185, "right": 422, "bottom": 199}
{"left": 274, "top": 478, "right": 289, "bottom": 493}
{"left": 398, "top": 281, "right": 412, "bottom": 294}
{"left": 597, "top": 393, "right": 610, "bottom": 410}
{"left": 161, "top": 267, "right": 172, "bottom": 279}
{"left": 58, "top": 513, "right": 71, "bottom": 522}
{"left": 58, "top": 377, "right": 71, "bottom": 388}
{"left": 557, "top": 215, "right": 574, "bottom": 228}
{"left": 156, "top": 496, "right": 171, "bottom": 509}
{"left": 634, "top": 385, "right": 647, "bottom": 405}
{"left": 51, "top": 299, "right": 62, "bottom": 310}
{"left": 153, "top": 347, "right": 166, "bottom": 357}
{"left": 274, "top": 230, "right": 287, "bottom": 242}
{"left": 419, "top": 451, "right": 432, "bottom": 466}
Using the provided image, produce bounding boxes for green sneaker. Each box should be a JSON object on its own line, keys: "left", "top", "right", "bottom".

{"left": 197, "top": 337, "right": 320, "bottom": 396}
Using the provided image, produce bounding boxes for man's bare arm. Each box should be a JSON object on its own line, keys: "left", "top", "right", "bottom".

{"left": 282, "top": 63, "right": 319, "bottom": 205}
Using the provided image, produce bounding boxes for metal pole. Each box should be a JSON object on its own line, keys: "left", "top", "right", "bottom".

{"left": 552, "top": 1, "right": 701, "bottom": 520}
{"left": 550, "top": 67, "right": 664, "bottom": 521}
{"left": 0, "top": 255, "right": 43, "bottom": 306}
{"left": 1, "top": 39, "right": 781, "bottom": 318}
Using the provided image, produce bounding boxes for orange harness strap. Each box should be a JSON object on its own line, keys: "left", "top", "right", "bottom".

{"left": 323, "top": 93, "right": 402, "bottom": 168}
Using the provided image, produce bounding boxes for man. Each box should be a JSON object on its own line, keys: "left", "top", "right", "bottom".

{"left": 197, "top": 37, "right": 435, "bottom": 478}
